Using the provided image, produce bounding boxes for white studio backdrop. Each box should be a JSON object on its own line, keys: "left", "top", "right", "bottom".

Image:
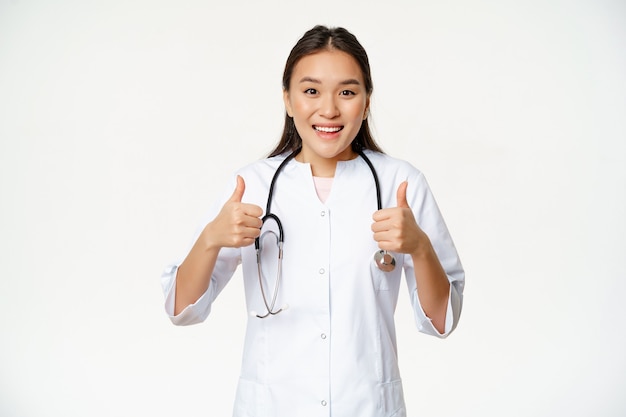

{"left": 1, "top": 0, "right": 625, "bottom": 416}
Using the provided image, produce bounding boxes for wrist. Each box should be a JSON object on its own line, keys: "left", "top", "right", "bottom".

{"left": 199, "top": 222, "right": 223, "bottom": 252}
{"left": 410, "top": 234, "right": 434, "bottom": 261}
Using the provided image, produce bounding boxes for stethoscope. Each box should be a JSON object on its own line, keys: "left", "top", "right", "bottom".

{"left": 253, "top": 147, "right": 396, "bottom": 319}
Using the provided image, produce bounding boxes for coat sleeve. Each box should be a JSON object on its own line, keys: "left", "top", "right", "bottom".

{"left": 403, "top": 171, "right": 465, "bottom": 338}
{"left": 160, "top": 177, "right": 242, "bottom": 326}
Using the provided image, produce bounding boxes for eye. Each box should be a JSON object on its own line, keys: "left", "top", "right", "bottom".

{"left": 340, "top": 90, "right": 356, "bottom": 96}
{"left": 304, "top": 88, "right": 318, "bottom": 95}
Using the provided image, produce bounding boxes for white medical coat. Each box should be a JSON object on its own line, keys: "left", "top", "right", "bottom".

{"left": 161, "top": 150, "right": 464, "bottom": 417}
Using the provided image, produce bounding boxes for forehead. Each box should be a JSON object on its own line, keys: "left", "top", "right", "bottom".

{"left": 291, "top": 49, "right": 364, "bottom": 84}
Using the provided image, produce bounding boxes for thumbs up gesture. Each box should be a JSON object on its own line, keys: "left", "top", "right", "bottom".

{"left": 371, "top": 181, "right": 426, "bottom": 256}
{"left": 201, "top": 175, "right": 264, "bottom": 249}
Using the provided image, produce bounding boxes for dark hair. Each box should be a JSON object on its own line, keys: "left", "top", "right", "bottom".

{"left": 269, "top": 25, "right": 383, "bottom": 157}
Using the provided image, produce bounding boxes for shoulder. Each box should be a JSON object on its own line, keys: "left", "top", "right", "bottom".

{"left": 362, "top": 150, "right": 424, "bottom": 180}
{"left": 227, "top": 154, "right": 298, "bottom": 197}
{"left": 234, "top": 154, "right": 289, "bottom": 177}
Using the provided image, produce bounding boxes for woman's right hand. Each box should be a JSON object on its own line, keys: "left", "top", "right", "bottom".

{"left": 174, "top": 175, "right": 262, "bottom": 315}
{"left": 201, "top": 175, "right": 263, "bottom": 250}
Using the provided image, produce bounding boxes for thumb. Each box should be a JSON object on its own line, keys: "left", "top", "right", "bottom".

{"left": 396, "top": 181, "right": 409, "bottom": 208}
{"left": 229, "top": 175, "right": 245, "bottom": 202}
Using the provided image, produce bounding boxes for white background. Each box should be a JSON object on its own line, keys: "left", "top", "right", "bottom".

{"left": 1, "top": 0, "right": 625, "bottom": 416}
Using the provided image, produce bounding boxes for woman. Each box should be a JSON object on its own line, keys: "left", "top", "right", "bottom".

{"left": 162, "top": 25, "right": 464, "bottom": 417}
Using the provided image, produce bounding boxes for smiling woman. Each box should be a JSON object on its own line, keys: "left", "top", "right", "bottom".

{"left": 161, "top": 25, "right": 464, "bottom": 417}
{"left": 272, "top": 26, "right": 382, "bottom": 159}
{"left": 283, "top": 49, "right": 369, "bottom": 177}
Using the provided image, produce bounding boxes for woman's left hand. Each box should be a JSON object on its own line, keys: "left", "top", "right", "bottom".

{"left": 372, "top": 181, "right": 450, "bottom": 332}
{"left": 371, "top": 181, "right": 427, "bottom": 256}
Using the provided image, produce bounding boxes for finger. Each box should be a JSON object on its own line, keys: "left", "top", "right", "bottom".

{"left": 241, "top": 226, "right": 262, "bottom": 240}
{"left": 239, "top": 212, "right": 263, "bottom": 229}
{"left": 239, "top": 236, "right": 258, "bottom": 247}
{"left": 396, "top": 181, "right": 409, "bottom": 208}
{"left": 229, "top": 175, "right": 245, "bottom": 203}
{"left": 371, "top": 217, "right": 392, "bottom": 233}
{"left": 231, "top": 231, "right": 261, "bottom": 248}
{"left": 230, "top": 222, "right": 262, "bottom": 247}
{"left": 372, "top": 208, "right": 392, "bottom": 222}
{"left": 372, "top": 230, "right": 394, "bottom": 249}
{"left": 240, "top": 203, "right": 264, "bottom": 218}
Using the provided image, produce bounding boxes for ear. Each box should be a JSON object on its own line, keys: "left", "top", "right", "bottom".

{"left": 283, "top": 89, "right": 293, "bottom": 117}
{"left": 363, "top": 95, "right": 371, "bottom": 120}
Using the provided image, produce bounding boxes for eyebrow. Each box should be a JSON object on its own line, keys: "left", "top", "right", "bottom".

{"left": 298, "top": 76, "right": 362, "bottom": 86}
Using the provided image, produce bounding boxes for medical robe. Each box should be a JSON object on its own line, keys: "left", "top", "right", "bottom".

{"left": 162, "top": 150, "right": 465, "bottom": 417}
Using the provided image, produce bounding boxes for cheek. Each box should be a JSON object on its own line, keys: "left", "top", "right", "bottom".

{"left": 292, "top": 99, "right": 313, "bottom": 118}
{"left": 345, "top": 102, "right": 367, "bottom": 121}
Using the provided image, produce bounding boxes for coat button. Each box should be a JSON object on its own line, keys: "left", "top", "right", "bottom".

{"left": 321, "top": 400, "right": 327, "bottom": 406}
{"left": 321, "top": 333, "right": 327, "bottom": 339}
{"left": 320, "top": 211, "right": 326, "bottom": 217}
{"left": 318, "top": 268, "right": 325, "bottom": 275}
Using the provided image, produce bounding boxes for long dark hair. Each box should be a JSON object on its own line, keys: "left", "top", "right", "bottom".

{"left": 269, "top": 25, "right": 383, "bottom": 157}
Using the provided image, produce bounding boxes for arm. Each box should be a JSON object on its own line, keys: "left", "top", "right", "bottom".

{"left": 371, "top": 181, "right": 453, "bottom": 334}
{"left": 174, "top": 175, "right": 263, "bottom": 315}
{"left": 407, "top": 232, "right": 450, "bottom": 334}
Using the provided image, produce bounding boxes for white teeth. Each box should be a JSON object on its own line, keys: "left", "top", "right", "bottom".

{"left": 314, "top": 126, "right": 342, "bottom": 133}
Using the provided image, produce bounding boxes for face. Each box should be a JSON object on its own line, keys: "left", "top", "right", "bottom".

{"left": 283, "top": 49, "right": 370, "bottom": 176}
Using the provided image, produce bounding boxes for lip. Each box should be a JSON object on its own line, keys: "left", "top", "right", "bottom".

{"left": 313, "top": 124, "right": 344, "bottom": 135}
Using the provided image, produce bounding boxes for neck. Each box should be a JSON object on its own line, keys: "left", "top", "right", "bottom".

{"left": 296, "top": 148, "right": 357, "bottom": 177}
{"left": 309, "top": 160, "right": 338, "bottom": 177}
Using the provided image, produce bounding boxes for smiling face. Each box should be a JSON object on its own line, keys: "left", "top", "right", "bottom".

{"left": 283, "top": 49, "right": 370, "bottom": 177}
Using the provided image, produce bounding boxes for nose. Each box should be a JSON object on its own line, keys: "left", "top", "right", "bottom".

{"left": 318, "top": 94, "right": 339, "bottom": 118}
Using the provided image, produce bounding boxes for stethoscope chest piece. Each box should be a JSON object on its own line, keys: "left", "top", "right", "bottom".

{"left": 374, "top": 250, "right": 396, "bottom": 272}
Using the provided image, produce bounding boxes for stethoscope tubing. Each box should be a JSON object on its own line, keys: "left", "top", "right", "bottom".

{"left": 253, "top": 146, "right": 394, "bottom": 318}
{"left": 355, "top": 148, "right": 382, "bottom": 211}
{"left": 253, "top": 151, "right": 296, "bottom": 318}
{"left": 255, "top": 229, "right": 284, "bottom": 318}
